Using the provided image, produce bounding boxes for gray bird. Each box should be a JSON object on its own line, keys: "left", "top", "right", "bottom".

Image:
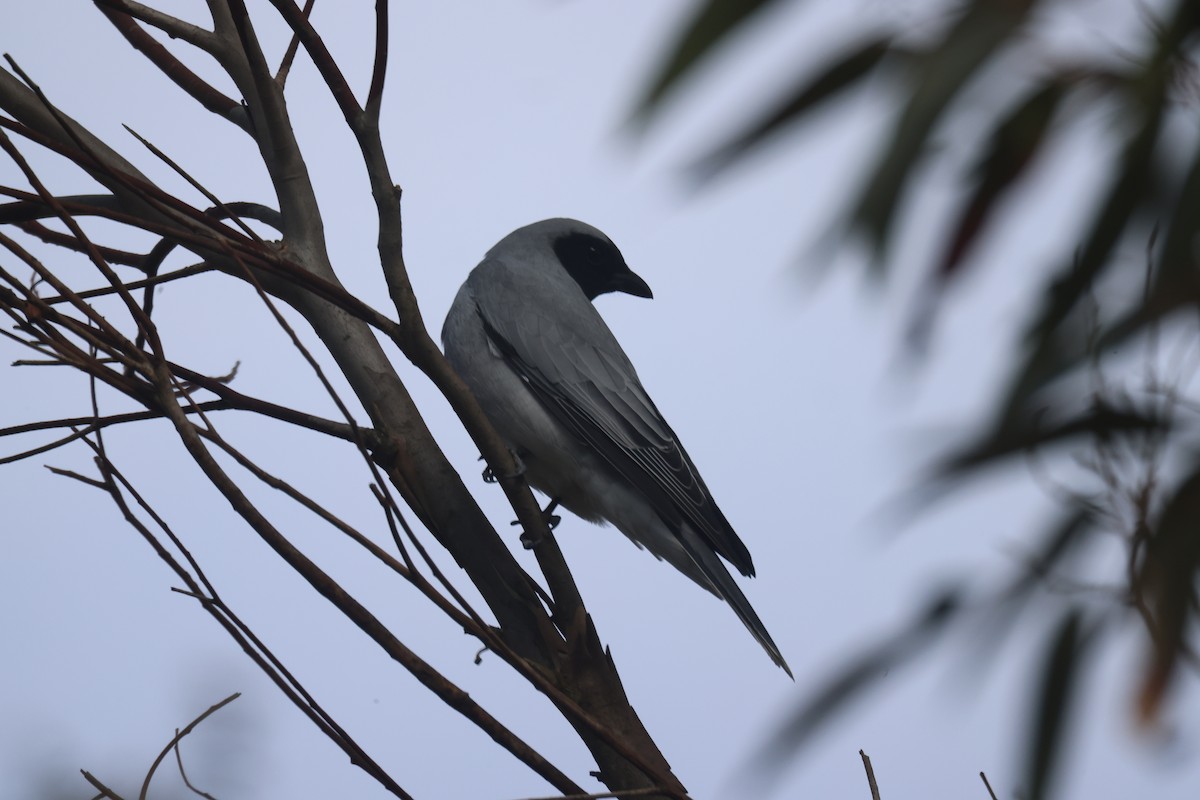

{"left": 442, "top": 218, "right": 790, "bottom": 675}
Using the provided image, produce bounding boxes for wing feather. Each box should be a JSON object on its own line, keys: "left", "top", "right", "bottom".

{"left": 476, "top": 300, "right": 755, "bottom": 576}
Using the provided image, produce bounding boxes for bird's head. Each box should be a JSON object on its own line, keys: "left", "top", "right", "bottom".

{"left": 492, "top": 218, "right": 653, "bottom": 301}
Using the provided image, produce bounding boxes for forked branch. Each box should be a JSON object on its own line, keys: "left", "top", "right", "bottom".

{"left": 1, "top": 3, "right": 690, "bottom": 797}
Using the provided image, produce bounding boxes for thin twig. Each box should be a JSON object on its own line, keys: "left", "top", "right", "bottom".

{"left": 81, "top": 442, "right": 419, "bottom": 800}
{"left": 264, "top": 0, "right": 362, "bottom": 125}
{"left": 94, "top": 1, "right": 249, "bottom": 130}
{"left": 860, "top": 750, "right": 882, "bottom": 800}
{"left": 275, "top": 0, "right": 315, "bottom": 87}
{"left": 46, "top": 464, "right": 107, "bottom": 489}
{"left": 123, "top": 124, "right": 263, "bottom": 243}
{"left": 206, "top": 429, "right": 482, "bottom": 634}
{"left": 42, "top": 263, "right": 214, "bottom": 304}
{"left": 365, "top": 0, "right": 388, "bottom": 119}
{"left": 173, "top": 731, "right": 218, "bottom": 799}
{"left": 0, "top": 67, "right": 161, "bottom": 352}
{"left": 148, "top": 359, "right": 583, "bottom": 796}
{"left": 80, "top": 770, "right": 126, "bottom": 800}
{"left": 95, "top": 0, "right": 218, "bottom": 52}
{"left": 510, "top": 788, "right": 675, "bottom": 800}
{"left": 15, "top": 219, "right": 147, "bottom": 266}
{"left": 139, "top": 693, "right": 241, "bottom": 800}
{"left": 980, "top": 771, "right": 999, "bottom": 800}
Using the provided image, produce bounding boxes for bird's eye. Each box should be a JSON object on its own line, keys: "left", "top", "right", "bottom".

{"left": 586, "top": 244, "right": 604, "bottom": 264}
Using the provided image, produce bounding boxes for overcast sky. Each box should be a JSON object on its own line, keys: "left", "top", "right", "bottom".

{"left": 2, "top": 2, "right": 1198, "bottom": 799}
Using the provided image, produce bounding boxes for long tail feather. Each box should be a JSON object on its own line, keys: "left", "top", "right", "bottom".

{"left": 679, "top": 524, "right": 792, "bottom": 678}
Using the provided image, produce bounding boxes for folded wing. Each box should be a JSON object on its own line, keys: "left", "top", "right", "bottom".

{"left": 473, "top": 290, "right": 755, "bottom": 577}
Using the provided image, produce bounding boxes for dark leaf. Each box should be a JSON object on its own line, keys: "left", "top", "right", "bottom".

{"left": 907, "top": 76, "right": 1072, "bottom": 351}
{"left": 690, "top": 34, "right": 895, "bottom": 180}
{"left": 1025, "top": 607, "right": 1091, "bottom": 800}
{"left": 993, "top": 303, "right": 1099, "bottom": 445}
{"left": 852, "top": 0, "right": 1043, "bottom": 261}
{"left": 938, "top": 401, "right": 1166, "bottom": 478}
{"left": 1017, "top": 83, "right": 1166, "bottom": 362}
{"left": 1023, "top": 81, "right": 1165, "bottom": 352}
{"left": 1024, "top": 0, "right": 1200, "bottom": 347}
{"left": 1136, "top": 465, "right": 1200, "bottom": 724}
{"left": 1000, "top": 508, "right": 1095, "bottom": 604}
{"left": 744, "top": 589, "right": 961, "bottom": 790}
{"left": 1095, "top": 108, "right": 1200, "bottom": 359}
{"left": 934, "top": 79, "right": 1067, "bottom": 284}
{"left": 959, "top": 509, "right": 1097, "bottom": 677}
{"left": 631, "top": 0, "right": 785, "bottom": 125}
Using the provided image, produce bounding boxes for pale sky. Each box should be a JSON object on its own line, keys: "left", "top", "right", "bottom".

{"left": 2, "top": 2, "right": 1197, "bottom": 799}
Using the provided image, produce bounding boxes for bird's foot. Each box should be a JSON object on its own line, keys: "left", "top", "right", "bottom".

{"left": 480, "top": 449, "right": 526, "bottom": 484}
{"left": 514, "top": 498, "right": 561, "bottom": 549}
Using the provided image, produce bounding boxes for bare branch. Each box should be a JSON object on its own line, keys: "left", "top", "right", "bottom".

{"left": 3, "top": 426, "right": 100, "bottom": 465}
{"left": 96, "top": 0, "right": 217, "bottom": 52}
{"left": 84, "top": 448, "right": 416, "bottom": 799}
{"left": 860, "top": 750, "right": 882, "bottom": 800}
{"left": 124, "top": 124, "right": 264, "bottom": 243}
{"left": 80, "top": 771, "right": 126, "bottom": 800}
{"left": 264, "top": 0, "right": 363, "bottom": 126}
{"left": 0, "top": 193, "right": 125, "bottom": 224}
{"left": 1, "top": 187, "right": 401, "bottom": 336}
{"left": 147, "top": 359, "right": 586, "bottom": 795}
{"left": 366, "top": 0, "right": 388, "bottom": 120}
{"left": 46, "top": 464, "right": 108, "bottom": 489}
{"left": 138, "top": 693, "right": 241, "bottom": 800}
{"left": 2, "top": 6, "right": 690, "bottom": 796}
{"left": 15, "top": 220, "right": 149, "bottom": 267}
{"left": 173, "top": 732, "right": 218, "bottom": 800}
{"left": 981, "top": 771, "right": 999, "bottom": 800}
{"left": 512, "top": 789, "right": 678, "bottom": 800}
{"left": 0, "top": 232, "right": 143, "bottom": 364}
{"left": 211, "top": 201, "right": 283, "bottom": 231}
{"left": 274, "top": 0, "right": 315, "bottom": 87}
{"left": 0, "top": 63, "right": 163, "bottom": 352}
{"left": 223, "top": 0, "right": 329, "bottom": 246}
{"left": 94, "top": 1, "right": 250, "bottom": 131}
{"left": 44, "top": 263, "right": 216, "bottom": 305}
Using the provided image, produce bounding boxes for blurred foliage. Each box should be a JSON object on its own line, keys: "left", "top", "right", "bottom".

{"left": 636, "top": 0, "right": 1200, "bottom": 796}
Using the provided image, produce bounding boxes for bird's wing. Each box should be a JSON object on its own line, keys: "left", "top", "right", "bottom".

{"left": 472, "top": 265, "right": 755, "bottom": 576}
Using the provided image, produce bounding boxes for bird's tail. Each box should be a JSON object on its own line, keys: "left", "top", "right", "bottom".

{"left": 679, "top": 523, "right": 793, "bottom": 678}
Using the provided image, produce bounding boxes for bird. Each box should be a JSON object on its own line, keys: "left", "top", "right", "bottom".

{"left": 441, "top": 218, "right": 790, "bottom": 675}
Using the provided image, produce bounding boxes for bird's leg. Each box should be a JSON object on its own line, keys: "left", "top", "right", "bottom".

{"left": 515, "top": 497, "right": 561, "bottom": 549}
{"left": 480, "top": 448, "right": 527, "bottom": 484}
{"left": 540, "top": 497, "right": 562, "bottom": 530}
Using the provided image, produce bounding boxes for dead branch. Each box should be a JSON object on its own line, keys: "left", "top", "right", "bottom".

{"left": 138, "top": 693, "right": 242, "bottom": 800}
{"left": 0, "top": 3, "right": 691, "bottom": 797}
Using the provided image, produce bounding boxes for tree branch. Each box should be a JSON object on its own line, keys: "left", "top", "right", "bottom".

{"left": 94, "top": 0, "right": 251, "bottom": 131}
{"left": 138, "top": 693, "right": 242, "bottom": 800}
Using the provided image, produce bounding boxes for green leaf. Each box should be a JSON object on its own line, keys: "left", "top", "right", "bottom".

{"left": 631, "top": 0, "right": 785, "bottom": 125}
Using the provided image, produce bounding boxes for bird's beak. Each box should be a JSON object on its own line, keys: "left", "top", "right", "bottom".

{"left": 612, "top": 268, "right": 653, "bottom": 299}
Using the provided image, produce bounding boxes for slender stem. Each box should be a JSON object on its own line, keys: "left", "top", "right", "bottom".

{"left": 138, "top": 694, "right": 242, "bottom": 800}
{"left": 366, "top": 0, "right": 388, "bottom": 119}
